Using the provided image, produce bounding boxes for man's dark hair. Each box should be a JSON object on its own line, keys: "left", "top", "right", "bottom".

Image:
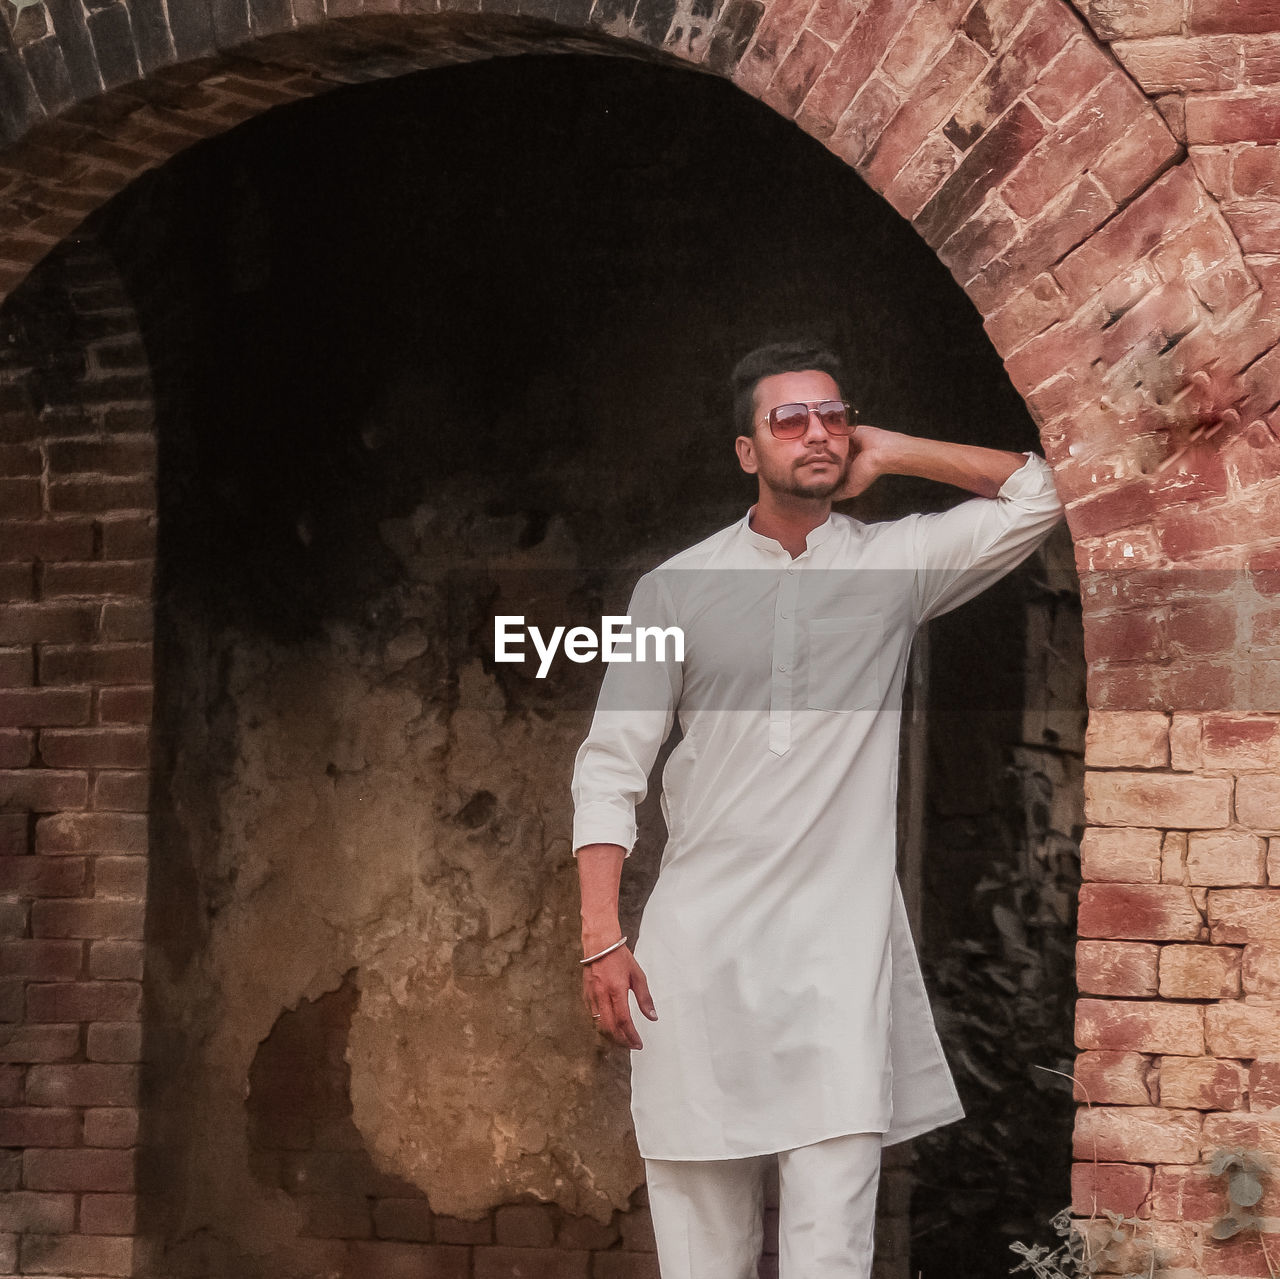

{"left": 731, "top": 341, "right": 845, "bottom": 439}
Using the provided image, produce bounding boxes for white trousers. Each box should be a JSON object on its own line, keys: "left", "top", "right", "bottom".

{"left": 644, "top": 1132, "right": 882, "bottom": 1279}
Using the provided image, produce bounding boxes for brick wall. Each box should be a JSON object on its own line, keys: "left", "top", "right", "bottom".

{"left": 0, "top": 0, "right": 1276, "bottom": 1275}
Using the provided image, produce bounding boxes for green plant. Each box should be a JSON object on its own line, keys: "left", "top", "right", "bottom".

{"left": 1208, "top": 1149, "right": 1276, "bottom": 1278}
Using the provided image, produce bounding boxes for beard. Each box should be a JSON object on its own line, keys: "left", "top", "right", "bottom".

{"left": 767, "top": 453, "right": 852, "bottom": 500}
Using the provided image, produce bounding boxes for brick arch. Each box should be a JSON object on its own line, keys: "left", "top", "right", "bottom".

{"left": 0, "top": 0, "right": 1278, "bottom": 1276}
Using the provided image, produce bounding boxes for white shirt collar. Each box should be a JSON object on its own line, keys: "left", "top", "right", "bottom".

{"left": 737, "top": 507, "right": 839, "bottom": 557}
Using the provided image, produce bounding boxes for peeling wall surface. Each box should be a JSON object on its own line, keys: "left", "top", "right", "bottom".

{"left": 56, "top": 55, "right": 1065, "bottom": 1276}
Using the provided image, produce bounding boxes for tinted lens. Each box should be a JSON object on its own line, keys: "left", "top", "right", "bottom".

{"left": 815, "top": 401, "right": 852, "bottom": 434}
{"left": 768, "top": 404, "right": 811, "bottom": 438}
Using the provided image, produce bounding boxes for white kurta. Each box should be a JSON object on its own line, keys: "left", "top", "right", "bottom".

{"left": 571, "top": 453, "right": 1065, "bottom": 1161}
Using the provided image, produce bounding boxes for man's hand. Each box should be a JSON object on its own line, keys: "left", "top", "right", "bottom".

{"left": 831, "top": 423, "right": 894, "bottom": 501}
{"left": 582, "top": 945, "right": 657, "bottom": 1050}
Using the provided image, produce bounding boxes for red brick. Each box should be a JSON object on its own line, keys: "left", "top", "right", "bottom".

{"left": 762, "top": 30, "right": 832, "bottom": 119}
{"left": 0, "top": 604, "right": 98, "bottom": 648}
{"left": 0, "top": 478, "right": 40, "bottom": 519}
{"left": 17, "top": 1231, "right": 134, "bottom": 1275}
{"left": 1070, "top": 1161, "right": 1152, "bottom": 1218}
{"left": 82, "top": 1109, "right": 138, "bottom": 1148}
{"left": 345, "top": 1241, "right": 470, "bottom": 1277}
{"left": 22, "top": 1147, "right": 134, "bottom": 1192}
{"left": 42, "top": 561, "right": 152, "bottom": 599}
{"left": 0, "top": 769, "right": 88, "bottom": 812}
{"left": 916, "top": 101, "right": 1046, "bottom": 248}
{"left": 0, "top": 688, "right": 90, "bottom": 728}
{"left": 863, "top": 34, "right": 988, "bottom": 193}
{"left": 0, "top": 812, "right": 26, "bottom": 858}
{"left": 1054, "top": 164, "right": 1207, "bottom": 302}
{"left": 882, "top": 133, "right": 958, "bottom": 218}
{"left": 1205, "top": 1001, "right": 1280, "bottom": 1055}
{"left": 79, "top": 1192, "right": 136, "bottom": 1234}
{"left": 1084, "top": 771, "right": 1232, "bottom": 828}
{"left": 25, "top": 1063, "right": 138, "bottom": 1108}
{"left": 39, "top": 643, "right": 153, "bottom": 685}
{"left": 1201, "top": 714, "right": 1280, "bottom": 769}
{"left": 1209, "top": 889, "right": 1280, "bottom": 941}
{"left": 96, "top": 686, "right": 151, "bottom": 725}
{"left": 981, "top": 271, "right": 1066, "bottom": 355}
{"left": 0, "top": 1104, "right": 79, "bottom": 1147}
{"left": 1159, "top": 1054, "right": 1247, "bottom": 1109}
{"left": 1202, "top": 1232, "right": 1280, "bottom": 1278}
{"left": 35, "top": 814, "right": 146, "bottom": 855}
{"left": 299, "top": 1192, "right": 372, "bottom": 1238}
{"left": 46, "top": 477, "right": 153, "bottom": 516}
{"left": 1237, "top": 774, "right": 1280, "bottom": 829}
{"left": 1076, "top": 998, "right": 1204, "bottom": 1054}
{"left": 100, "top": 601, "right": 151, "bottom": 641}
{"left": 1073, "top": 1105, "right": 1201, "bottom": 1163}
{"left": 793, "top": 0, "right": 914, "bottom": 139}
{"left": 1249, "top": 1057, "right": 1280, "bottom": 1109}
{"left": 826, "top": 78, "right": 903, "bottom": 168}
{"left": 1189, "top": 0, "right": 1280, "bottom": 36}
{"left": 0, "top": 855, "right": 85, "bottom": 897}
{"left": 0, "top": 940, "right": 82, "bottom": 979}
{"left": 86, "top": 1021, "right": 141, "bottom": 1062}
{"left": 91, "top": 771, "right": 148, "bottom": 811}
{"left": 1186, "top": 91, "right": 1280, "bottom": 143}
{"left": 474, "top": 1246, "right": 589, "bottom": 1279}
{"left": 1078, "top": 883, "right": 1206, "bottom": 941}
{"left": 0, "top": 446, "right": 39, "bottom": 479}
{"left": 1202, "top": 1111, "right": 1280, "bottom": 1150}
{"left": 0, "top": 562, "right": 33, "bottom": 602}
{"left": 1243, "top": 34, "right": 1280, "bottom": 84}
{"left": 495, "top": 1204, "right": 556, "bottom": 1247}
{"left": 38, "top": 728, "right": 148, "bottom": 769}
{"left": 0, "top": 522, "right": 94, "bottom": 563}
{"left": 0, "top": 648, "right": 32, "bottom": 688}
{"left": 1084, "top": 711, "right": 1169, "bottom": 768}
{"left": 0, "top": 731, "right": 32, "bottom": 767}
{"left": 1112, "top": 35, "right": 1242, "bottom": 93}
{"left": 91, "top": 855, "right": 145, "bottom": 900}
{"left": 0, "top": 1025, "right": 79, "bottom": 1064}
{"left": 1076, "top": 940, "right": 1159, "bottom": 995}
{"left": 99, "top": 517, "right": 155, "bottom": 560}
{"left": 1150, "top": 1163, "right": 1228, "bottom": 1220}
{"left": 372, "top": 1197, "right": 435, "bottom": 1242}
{"left": 26, "top": 980, "right": 140, "bottom": 1022}
{"left": 593, "top": 1255, "right": 660, "bottom": 1279}
{"left": 936, "top": 198, "right": 1018, "bottom": 281}
{"left": 0, "top": 1191, "right": 74, "bottom": 1233}
{"left": 30, "top": 898, "right": 145, "bottom": 939}
{"left": 1072, "top": 1049, "right": 1156, "bottom": 1105}
{"left": 1186, "top": 831, "right": 1267, "bottom": 885}
{"left": 733, "top": 0, "right": 824, "bottom": 97}
{"left": 880, "top": 1, "right": 956, "bottom": 89}
{"left": 1160, "top": 942, "right": 1243, "bottom": 997}
{"left": 88, "top": 940, "right": 143, "bottom": 980}
{"left": 46, "top": 439, "right": 154, "bottom": 476}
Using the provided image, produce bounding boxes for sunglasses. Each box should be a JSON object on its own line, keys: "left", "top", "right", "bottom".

{"left": 759, "top": 400, "right": 858, "bottom": 440}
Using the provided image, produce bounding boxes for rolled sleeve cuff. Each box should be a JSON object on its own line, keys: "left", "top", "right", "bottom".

{"left": 572, "top": 802, "right": 637, "bottom": 858}
{"left": 997, "top": 452, "right": 1060, "bottom": 504}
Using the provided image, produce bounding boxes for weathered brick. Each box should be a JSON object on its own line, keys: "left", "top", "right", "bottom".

{"left": 346, "top": 1241, "right": 470, "bottom": 1277}
{"left": 1149, "top": 1163, "right": 1228, "bottom": 1221}
{"left": 1070, "top": 1161, "right": 1151, "bottom": 1219}
{"left": 495, "top": 1203, "right": 557, "bottom": 1247}
{"left": 38, "top": 643, "right": 153, "bottom": 686}
{"left": 0, "top": 768, "right": 88, "bottom": 811}
{"left": 1084, "top": 711, "right": 1169, "bottom": 768}
{"left": 26, "top": 980, "right": 140, "bottom": 1022}
{"left": 1080, "top": 824, "right": 1162, "bottom": 885}
{"left": 1185, "top": 830, "right": 1268, "bottom": 885}
{"left": 0, "top": 1025, "right": 79, "bottom": 1064}
{"left": 17, "top": 1231, "right": 134, "bottom": 1276}
{"left": 22, "top": 1147, "right": 135, "bottom": 1192}
{"left": 1201, "top": 1111, "right": 1280, "bottom": 1155}
{"left": 1159, "top": 1055, "right": 1247, "bottom": 1109}
{"left": 0, "top": 940, "right": 82, "bottom": 980}
{"left": 0, "top": 522, "right": 94, "bottom": 563}
{"left": 35, "top": 813, "right": 146, "bottom": 855}
{"left": 1076, "top": 998, "right": 1204, "bottom": 1054}
{"left": 30, "top": 898, "right": 145, "bottom": 940}
{"left": 82, "top": 1108, "right": 138, "bottom": 1148}
{"left": 37, "top": 727, "right": 149, "bottom": 769}
{"left": 0, "top": 855, "right": 85, "bottom": 897}
{"left": 1159, "top": 943, "right": 1242, "bottom": 997}
{"left": 1169, "top": 713, "right": 1202, "bottom": 770}
{"left": 25, "top": 1063, "right": 138, "bottom": 1108}
{"left": 1084, "top": 771, "right": 1232, "bottom": 828}
{"left": 0, "top": 603, "right": 97, "bottom": 645}
{"left": 100, "top": 601, "right": 152, "bottom": 641}
{"left": 1190, "top": 0, "right": 1280, "bottom": 36}
{"left": 1162, "top": 830, "right": 1188, "bottom": 883}
{"left": 1237, "top": 773, "right": 1280, "bottom": 829}
{"left": 1249, "top": 1058, "right": 1280, "bottom": 1111}
{"left": 79, "top": 1192, "right": 137, "bottom": 1234}
{"left": 42, "top": 561, "right": 152, "bottom": 598}
{"left": 46, "top": 438, "right": 154, "bottom": 476}
{"left": 1073, "top": 1105, "right": 1201, "bottom": 1163}
{"left": 1208, "top": 888, "right": 1280, "bottom": 942}
{"left": 1072, "top": 1049, "right": 1156, "bottom": 1105}
{"left": 0, "top": 1191, "right": 75, "bottom": 1233}
{"left": 1111, "top": 35, "right": 1241, "bottom": 94}
{"left": 86, "top": 1020, "right": 141, "bottom": 1062}
{"left": 372, "top": 1196, "right": 435, "bottom": 1242}
{"left": 96, "top": 686, "right": 152, "bottom": 725}
{"left": 0, "top": 1106, "right": 79, "bottom": 1147}
{"left": 1077, "top": 939, "right": 1159, "bottom": 995}
{"left": 1078, "top": 883, "right": 1205, "bottom": 941}
{"left": 1205, "top": 1001, "right": 1280, "bottom": 1056}
{"left": 91, "top": 770, "right": 149, "bottom": 812}
{"left": 88, "top": 939, "right": 144, "bottom": 981}
{"left": 474, "top": 1246, "right": 589, "bottom": 1278}
{"left": 1186, "top": 91, "right": 1280, "bottom": 144}
{"left": 46, "top": 477, "right": 154, "bottom": 516}
{"left": 0, "top": 688, "right": 90, "bottom": 728}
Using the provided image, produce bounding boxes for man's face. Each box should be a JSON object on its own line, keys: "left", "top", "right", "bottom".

{"left": 735, "top": 369, "right": 853, "bottom": 501}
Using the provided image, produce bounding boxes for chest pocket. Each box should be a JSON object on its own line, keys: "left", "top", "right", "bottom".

{"left": 805, "top": 615, "right": 883, "bottom": 713}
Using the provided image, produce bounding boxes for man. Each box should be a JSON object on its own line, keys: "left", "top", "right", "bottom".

{"left": 570, "top": 341, "right": 1065, "bottom": 1278}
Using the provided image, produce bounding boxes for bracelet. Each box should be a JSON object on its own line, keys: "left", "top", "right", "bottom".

{"left": 580, "top": 936, "right": 627, "bottom": 965}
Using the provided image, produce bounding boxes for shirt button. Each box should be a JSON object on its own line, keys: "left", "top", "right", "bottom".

{"left": 777, "top": 663, "right": 788, "bottom": 673}
{"left": 779, "top": 611, "right": 790, "bottom": 620}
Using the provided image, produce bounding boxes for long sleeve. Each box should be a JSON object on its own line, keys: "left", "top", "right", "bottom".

{"left": 908, "top": 451, "right": 1065, "bottom": 625}
{"left": 570, "top": 569, "right": 683, "bottom": 857}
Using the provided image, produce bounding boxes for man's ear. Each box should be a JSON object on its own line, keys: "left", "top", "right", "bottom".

{"left": 735, "top": 433, "right": 758, "bottom": 475}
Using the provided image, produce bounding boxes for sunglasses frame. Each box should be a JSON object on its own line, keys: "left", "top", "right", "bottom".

{"left": 759, "top": 399, "right": 859, "bottom": 440}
